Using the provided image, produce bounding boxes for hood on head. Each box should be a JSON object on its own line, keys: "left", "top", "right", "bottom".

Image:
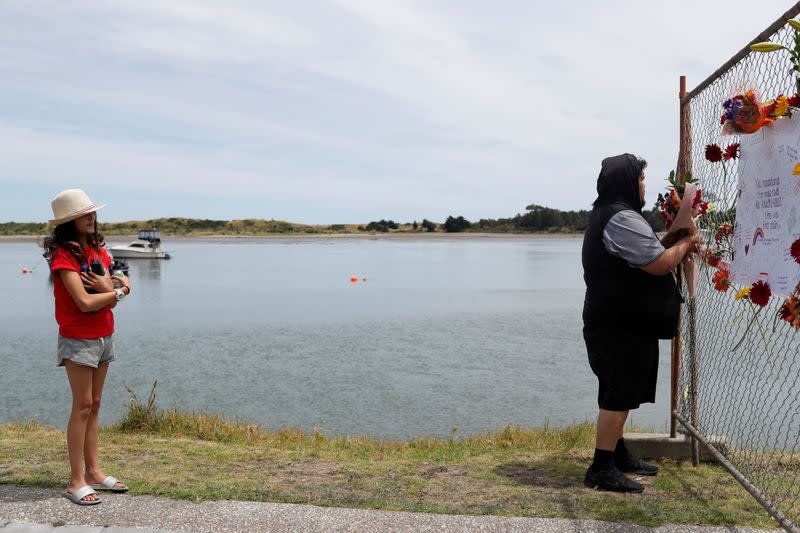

{"left": 594, "top": 153, "right": 644, "bottom": 212}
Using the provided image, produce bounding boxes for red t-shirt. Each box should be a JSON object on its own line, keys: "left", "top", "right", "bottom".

{"left": 50, "top": 246, "right": 115, "bottom": 339}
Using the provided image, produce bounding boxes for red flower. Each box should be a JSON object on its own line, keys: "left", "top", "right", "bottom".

{"left": 720, "top": 115, "right": 726, "bottom": 125}
{"left": 791, "top": 238, "right": 800, "bottom": 265}
{"left": 750, "top": 280, "right": 772, "bottom": 307}
{"left": 789, "top": 94, "right": 800, "bottom": 107}
{"left": 712, "top": 268, "right": 731, "bottom": 292}
{"left": 704, "top": 248, "right": 722, "bottom": 268}
{"left": 692, "top": 189, "right": 702, "bottom": 208}
{"left": 715, "top": 223, "right": 733, "bottom": 244}
{"left": 705, "top": 144, "right": 723, "bottom": 162}
{"left": 723, "top": 143, "right": 740, "bottom": 160}
{"left": 764, "top": 101, "right": 777, "bottom": 117}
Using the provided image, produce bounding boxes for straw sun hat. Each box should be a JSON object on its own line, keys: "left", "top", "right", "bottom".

{"left": 49, "top": 189, "right": 106, "bottom": 226}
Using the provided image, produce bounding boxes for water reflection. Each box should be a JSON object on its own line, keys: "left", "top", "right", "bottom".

{"left": 134, "top": 259, "right": 162, "bottom": 281}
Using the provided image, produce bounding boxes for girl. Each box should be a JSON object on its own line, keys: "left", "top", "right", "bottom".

{"left": 43, "top": 189, "right": 132, "bottom": 505}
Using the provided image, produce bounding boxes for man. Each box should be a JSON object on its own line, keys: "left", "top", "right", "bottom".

{"left": 581, "top": 154, "right": 699, "bottom": 492}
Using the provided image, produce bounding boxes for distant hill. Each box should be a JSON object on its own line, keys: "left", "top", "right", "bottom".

{"left": 0, "top": 218, "right": 361, "bottom": 236}
{"left": 0, "top": 206, "right": 665, "bottom": 236}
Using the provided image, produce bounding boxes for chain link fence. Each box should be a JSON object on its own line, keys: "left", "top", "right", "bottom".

{"left": 674, "top": 4, "right": 800, "bottom": 531}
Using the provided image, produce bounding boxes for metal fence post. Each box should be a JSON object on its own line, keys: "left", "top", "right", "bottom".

{"left": 676, "top": 74, "right": 701, "bottom": 466}
{"left": 671, "top": 75, "right": 691, "bottom": 440}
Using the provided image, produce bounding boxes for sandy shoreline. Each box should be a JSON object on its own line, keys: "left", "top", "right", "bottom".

{"left": 0, "top": 232, "right": 583, "bottom": 244}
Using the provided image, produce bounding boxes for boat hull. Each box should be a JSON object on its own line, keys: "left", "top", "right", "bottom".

{"left": 108, "top": 248, "right": 168, "bottom": 259}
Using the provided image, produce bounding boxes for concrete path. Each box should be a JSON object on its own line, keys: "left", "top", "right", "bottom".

{"left": 0, "top": 485, "right": 783, "bottom": 533}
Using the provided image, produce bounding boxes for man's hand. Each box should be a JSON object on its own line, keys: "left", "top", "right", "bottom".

{"left": 661, "top": 228, "right": 690, "bottom": 249}
{"left": 685, "top": 234, "right": 701, "bottom": 256}
{"left": 642, "top": 233, "right": 702, "bottom": 276}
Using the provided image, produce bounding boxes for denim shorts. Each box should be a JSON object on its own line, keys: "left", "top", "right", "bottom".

{"left": 57, "top": 335, "right": 116, "bottom": 368}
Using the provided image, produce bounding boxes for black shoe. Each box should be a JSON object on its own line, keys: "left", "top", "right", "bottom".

{"left": 615, "top": 451, "right": 659, "bottom": 476}
{"left": 584, "top": 464, "right": 644, "bottom": 493}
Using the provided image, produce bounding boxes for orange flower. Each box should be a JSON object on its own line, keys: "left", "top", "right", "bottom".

{"left": 779, "top": 292, "right": 800, "bottom": 330}
{"left": 712, "top": 269, "right": 731, "bottom": 292}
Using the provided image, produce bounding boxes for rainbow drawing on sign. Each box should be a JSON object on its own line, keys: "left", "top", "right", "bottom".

{"left": 752, "top": 227, "right": 765, "bottom": 246}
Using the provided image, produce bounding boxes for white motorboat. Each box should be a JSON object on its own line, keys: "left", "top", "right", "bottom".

{"left": 109, "top": 230, "right": 171, "bottom": 259}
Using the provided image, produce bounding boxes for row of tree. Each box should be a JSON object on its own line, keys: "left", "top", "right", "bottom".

{"left": 1, "top": 206, "right": 665, "bottom": 236}
{"left": 437, "top": 205, "right": 665, "bottom": 233}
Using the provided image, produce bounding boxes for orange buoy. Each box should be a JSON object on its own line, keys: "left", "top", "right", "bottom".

{"left": 22, "top": 268, "right": 30, "bottom": 274}
{"left": 350, "top": 275, "right": 358, "bottom": 283}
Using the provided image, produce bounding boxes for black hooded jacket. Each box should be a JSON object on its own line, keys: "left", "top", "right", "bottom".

{"left": 594, "top": 153, "right": 644, "bottom": 214}
{"left": 581, "top": 154, "right": 681, "bottom": 339}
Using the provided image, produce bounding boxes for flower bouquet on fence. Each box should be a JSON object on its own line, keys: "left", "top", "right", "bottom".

{"left": 720, "top": 90, "right": 775, "bottom": 135}
{"left": 655, "top": 171, "right": 709, "bottom": 300}
{"left": 720, "top": 91, "right": 800, "bottom": 136}
{"left": 655, "top": 170, "right": 708, "bottom": 233}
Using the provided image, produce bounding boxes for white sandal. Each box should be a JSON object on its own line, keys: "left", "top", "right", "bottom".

{"left": 90, "top": 475, "right": 128, "bottom": 493}
{"left": 63, "top": 485, "right": 101, "bottom": 505}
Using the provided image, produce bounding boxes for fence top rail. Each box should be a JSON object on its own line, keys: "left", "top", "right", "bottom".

{"left": 682, "top": 2, "right": 800, "bottom": 105}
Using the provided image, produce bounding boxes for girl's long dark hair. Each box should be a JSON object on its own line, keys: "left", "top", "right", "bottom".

{"left": 42, "top": 217, "right": 104, "bottom": 265}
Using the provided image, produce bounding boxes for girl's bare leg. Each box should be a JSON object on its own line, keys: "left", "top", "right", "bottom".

{"left": 64, "top": 360, "right": 99, "bottom": 502}
{"left": 83, "top": 362, "right": 126, "bottom": 490}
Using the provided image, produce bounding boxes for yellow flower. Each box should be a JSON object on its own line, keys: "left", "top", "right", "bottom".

{"left": 736, "top": 287, "right": 751, "bottom": 300}
{"left": 793, "top": 162, "right": 800, "bottom": 175}
{"left": 776, "top": 95, "right": 789, "bottom": 116}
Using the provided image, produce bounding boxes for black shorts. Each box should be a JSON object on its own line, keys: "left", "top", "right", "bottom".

{"left": 584, "top": 326, "right": 659, "bottom": 411}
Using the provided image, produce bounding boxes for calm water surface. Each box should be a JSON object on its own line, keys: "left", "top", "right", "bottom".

{"left": 0, "top": 236, "right": 673, "bottom": 438}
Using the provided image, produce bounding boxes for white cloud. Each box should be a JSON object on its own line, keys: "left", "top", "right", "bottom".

{"left": 0, "top": 0, "right": 796, "bottom": 222}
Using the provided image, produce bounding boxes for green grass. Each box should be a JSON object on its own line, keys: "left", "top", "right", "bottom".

{"left": 0, "top": 384, "right": 777, "bottom": 528}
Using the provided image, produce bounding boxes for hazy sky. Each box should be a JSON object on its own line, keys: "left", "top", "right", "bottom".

{"left": 1, "top": 1, "right": 795, "bottom": 223}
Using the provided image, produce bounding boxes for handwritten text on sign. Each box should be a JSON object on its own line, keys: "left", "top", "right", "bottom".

{"left": 731, "top": 116, "right": 800, "bottom": 297}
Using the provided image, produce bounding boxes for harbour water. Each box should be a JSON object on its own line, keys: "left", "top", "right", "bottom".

{"left": 0, "top": 235, "right": 673, "bottom": 438}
